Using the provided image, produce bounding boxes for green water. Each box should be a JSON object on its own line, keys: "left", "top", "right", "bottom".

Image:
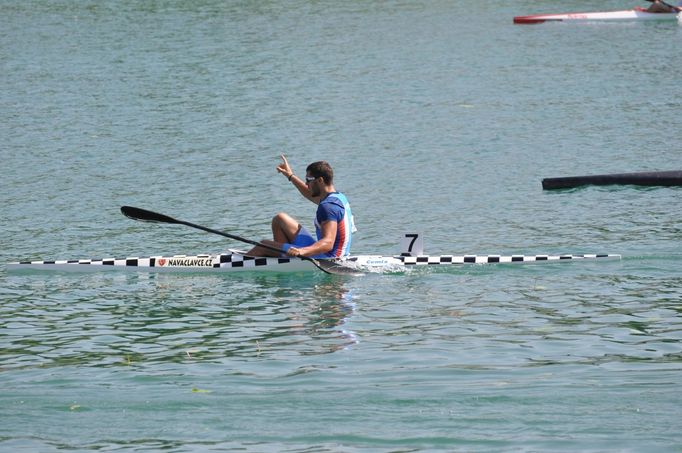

{"left": 2, "top": 1, "right": 681, "bottom": 451}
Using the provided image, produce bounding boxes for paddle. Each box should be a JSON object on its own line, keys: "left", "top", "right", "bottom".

{"left": 644, "top": 0, "right": 679, "bottom": 11}
{"left": 120, "top": 206, "right": 360, "bottom": 276}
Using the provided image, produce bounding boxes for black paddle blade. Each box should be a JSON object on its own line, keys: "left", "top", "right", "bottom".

{"left": 120, "top": 206, "right": 181, "bottom": 224}
{"left": 314, "top": 259, "right": 365, "bottom": 277}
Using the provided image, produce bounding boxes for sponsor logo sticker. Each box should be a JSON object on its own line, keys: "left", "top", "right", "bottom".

{"left": 167, "top": 257, "right": 213, "bottom": 267}
{"left": 366, "top": 258, "right": 391, "bottom": 266}
{"left": 155, "top": 256, "right": 214, "bottom": 267}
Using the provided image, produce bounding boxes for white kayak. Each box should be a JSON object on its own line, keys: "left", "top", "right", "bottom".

{"left": 6, "top": 251, "right": 621, "bottom": 274}
{"left": 514, "top": 7, "right": 678, "bottom": 24}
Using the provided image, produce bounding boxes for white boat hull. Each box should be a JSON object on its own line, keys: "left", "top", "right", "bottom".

{"left": 6, "top": 252, "right": 621, "bottom": 273}
{"left": 514, "top": 8, "right": 677, "bottom": 24}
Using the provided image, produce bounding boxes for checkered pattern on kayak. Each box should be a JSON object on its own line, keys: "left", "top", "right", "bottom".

{"left": 16, "top": 253, "right": 615, "bottom": 268}
{"left": 397, "top": 254, "right": 612, "bottom": 265}
{"left": 16, "top": 254, "right": 292, "bottom": 269}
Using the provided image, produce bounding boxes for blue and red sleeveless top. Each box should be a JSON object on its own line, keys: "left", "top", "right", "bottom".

{"left": 314, "top": 192, "right": 355, "bottom": 258}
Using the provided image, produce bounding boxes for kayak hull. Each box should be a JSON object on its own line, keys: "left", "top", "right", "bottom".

{"left": 7, "top": 252, "right": 621, "bottom": 273}
{"left": 514, "top": 8, "right": 677, "bottom": 24}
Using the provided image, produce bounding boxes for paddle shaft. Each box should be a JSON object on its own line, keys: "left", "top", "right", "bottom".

{"left": 177, "top": 219, "right": 284, "bottom": 254}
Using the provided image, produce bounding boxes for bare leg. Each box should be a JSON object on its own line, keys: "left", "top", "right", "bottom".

{"left": 246, "top": 213, "right": 301, "bottom": 256}
{"left": 246, "top": 239, "right": 284, "bottom": 257}
{"left": 271, "top": 212, "right": 301, "bottom": 243}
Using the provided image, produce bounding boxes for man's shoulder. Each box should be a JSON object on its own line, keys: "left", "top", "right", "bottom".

{"left": 321, "top": 192, "right": 350, "bottom": 205}
{"left": 319, "top": 197, "right": 344, "bottom": 211}
{"left": 317, "top": 194, "right": 346, "bottom": 219}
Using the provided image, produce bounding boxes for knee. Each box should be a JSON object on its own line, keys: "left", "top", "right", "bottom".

{"left": 272, "top": 212, "right": 284, "bottom": 227}
{"left": 272, "top": 212, "right": 292, "bottom": 227}
{"left": 271, "top": 213, "right": 300, "bottom": 242}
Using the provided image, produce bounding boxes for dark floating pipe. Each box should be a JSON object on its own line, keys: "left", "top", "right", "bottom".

{"left": 542, "top": 170, "right": 682, "bottom": 190}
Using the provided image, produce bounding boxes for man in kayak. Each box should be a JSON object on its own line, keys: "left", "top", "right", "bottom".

{"left": 247, "top": 155, "right": 355, "bottom": 259}
{"left": 646, "top": 0, "right": 682, "bottom": 12}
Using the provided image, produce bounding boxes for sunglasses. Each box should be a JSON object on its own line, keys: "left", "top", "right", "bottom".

{"left": 305, "top": 176, "right": 318, "bottom": 183}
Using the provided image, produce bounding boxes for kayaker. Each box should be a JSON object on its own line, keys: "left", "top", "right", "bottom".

{"left": 246, "top": 155, "right": 356, "bottom": 259}
{"left": 646, "top": 0, "right": 682, "bottom": 13}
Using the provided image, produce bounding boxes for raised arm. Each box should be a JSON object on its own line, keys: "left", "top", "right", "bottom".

{"left": 277, "top": 154, "right": 320, "bottom": 204}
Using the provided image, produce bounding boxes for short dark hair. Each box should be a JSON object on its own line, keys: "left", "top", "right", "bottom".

{"left": 306, "top": 161, "right": 334, "bottom": 184}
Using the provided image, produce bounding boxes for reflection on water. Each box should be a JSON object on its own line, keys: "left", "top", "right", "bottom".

{"left": 0, "top": 273, "right": 357, "bottom": 372}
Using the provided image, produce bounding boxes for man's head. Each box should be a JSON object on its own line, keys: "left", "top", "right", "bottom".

{"left": 306, "top": 161, "right": 334, "bottom": 184}
{"left": 305, "top": 161, "right": 334, "bottom": 197}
